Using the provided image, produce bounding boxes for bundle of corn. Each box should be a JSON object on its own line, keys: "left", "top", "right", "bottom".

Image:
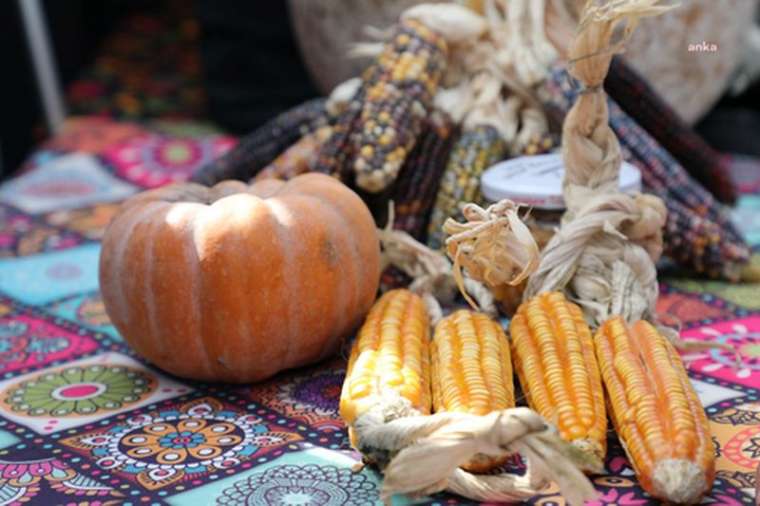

{"left": 340, "top": 288, "right": 595, "bottom": 504}
{"left": 191, "top": 98, "right": 328, "bottom": 185}
{"left": 538, "top": 64, "right": 749, "bottom": 280}
{"left": 443, "top": 2, "right": 717, "bottom": 502}
{"left": 388, "top": 112, "right": 456, "bottom": 240}
{"left": 314, "top": 4, "right": 488, "bottom": 192}
{"left": 427, "top": 59, "right": 557, "bottom": 250}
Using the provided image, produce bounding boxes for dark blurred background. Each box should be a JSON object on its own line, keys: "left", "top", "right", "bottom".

{"left": 1, "top": 0, "right": 759, "bottom": 180}
{"left": 0, "top": 0, "right": 319, "bottom": 177}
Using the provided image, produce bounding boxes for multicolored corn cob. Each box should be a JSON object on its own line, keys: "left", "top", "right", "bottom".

{"left": 254, "top": 126, "right": 332, "bottom": 182}
{"left": 539, "top": 65, "right": 749, "bottom": 279}
{"left": 312, "top": 88, "right": 366, "bottom": 180}
{"left": 594, "top": 317, "right": 715, "bottom": 503}
{"left": 605, "top": 57, "right": 736, "bottom": 204}
{"left": 430, "top": 309, "right": 514, "bottom": 472}
{"left": 510, "top": 291, "right": 607, "bottom": 471}
{"left": 427, "top": 125, "right": 508, "bottom": 249}
{"left": 340, "top": 289, "right": 431, "bottom": 449}
{"left": 522, "top": 132, "right": 557, "bottom": 157}
{"left": 389, "top": 113, "right": 456, "bottom": 240}
{"left": 191, "top": 98, "right": 328, "bottom": 186}
{"left": 351, "top": 19, "right": 448, "bottom": 193}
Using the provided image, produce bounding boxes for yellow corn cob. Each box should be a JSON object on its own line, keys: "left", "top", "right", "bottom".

{"left": 340, "top": 289, "right": 431, "bottom": 448}
{"left": 595, "top": 317, "right": 715, "bottom": 503}
{"left": 431, "top": 309, "right": 514, "bottom": 472}
{"left": 510, "top": 292, "right": 607, "bottom": 471}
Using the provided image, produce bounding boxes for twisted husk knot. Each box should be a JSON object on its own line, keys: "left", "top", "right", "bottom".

{"left": 624, "top": 193, "right": 667, "bottom": 260}
{"left": 443, "top": 200, "right": 539, "bottom": 310}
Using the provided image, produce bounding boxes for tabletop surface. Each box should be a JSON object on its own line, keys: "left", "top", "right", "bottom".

{"left": 0, "top": 117, "right": 758, "bottom": 505}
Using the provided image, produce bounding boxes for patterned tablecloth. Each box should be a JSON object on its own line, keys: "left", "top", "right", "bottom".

{"left": 0, "top": 117, "right": 758, "bottom": 506}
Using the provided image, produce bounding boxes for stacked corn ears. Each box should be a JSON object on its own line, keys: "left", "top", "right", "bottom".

{"left": 341, "top": 289, "right": 597, "bottom": 505}
{"left": 509, "top": 292, "right": 715, "bottom": 503}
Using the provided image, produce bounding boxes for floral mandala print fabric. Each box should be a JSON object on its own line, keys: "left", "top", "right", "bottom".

{"left": 216, "top": 465, "right": 378, "bottom": 506}
{"left": 2, "top": 364, "right": 155, "bottom": 417}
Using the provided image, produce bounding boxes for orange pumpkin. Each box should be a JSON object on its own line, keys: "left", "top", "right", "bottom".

{"left": 99, "top": 173, "right": 381, "bottom": 382}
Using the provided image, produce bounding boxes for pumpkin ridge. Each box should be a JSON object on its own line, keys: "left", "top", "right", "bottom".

{"left": 173, "top": 204, "right": 212, "bottom": 377}
{"left": 268, "top": 192, "right": 345, "bottom": 367}
{"left": 191, "top": 203, "right": 228, "bottom": 379}
{"left": 218, "top": 198, "right": 257, "bottom": 378}
{"left": 101, "top": 201, "right": 167, "bottom": 354}
{"left": 145, "top": 215, "right": 167, "bottom": 364}
{"left": 285, "top": 192, "right": 359, "bottom": 361}
{"left": 277, "top": 175, "right": 380, "bottom": 329}
{"left": 156, "top": 203, "right": 212, "bottom": 378}
{"left": 121, "top": 212, "right": 161, "bottom": 362}
{"left": 264, "top": 198, "right": 300, "bottom": 376}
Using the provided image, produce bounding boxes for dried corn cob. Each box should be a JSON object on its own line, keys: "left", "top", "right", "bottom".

{"left": 522, "top": 132, "right": 557, "bottom": 156}
{"left": 431, "top": 309, "right": 514, "bottom": 472}
{"left": 427, "top": 125, "right": 508, "bottom": 249}
{"left": 254, "top": 126, "right": 332, "bottom": 182}
{"left": 340, "top": 289, "right": 431, "bottom": 449}
{"left": 594, "top": 317, "right": 715, "bottom": 503}
{"left": 351, "top": 19, "right": 448, "bottom": 193}
{"left": 389, "top": 113, "right": 456, "bottom": 240}
{"left": 313, "top": 88, "right": 366, "bottom": 180}
{"left": 192, "top": 98, "right": 328, "bottom": 186}
{"left": 605, "top": 57, "right": 736, "bottom": 204}
{"left": 510, "top": 291, "right": 607, "bottom": 471}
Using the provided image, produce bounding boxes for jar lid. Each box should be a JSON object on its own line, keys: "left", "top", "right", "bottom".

{"left": 480, "top": 153, "right": 642, "bottom": 210}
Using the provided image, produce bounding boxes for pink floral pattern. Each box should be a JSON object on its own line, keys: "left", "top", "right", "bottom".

{"left": 681, "top": 317, "right": 760, "bottom": 388}
{"left": 104, "top": 134, "right": 235, "bottom": 188}
{"left": 0, "top": 315, "right": 98, "bottom": 374}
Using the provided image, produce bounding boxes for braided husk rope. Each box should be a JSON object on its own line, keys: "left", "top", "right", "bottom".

{"left": 521, "top": 0, "right": 738, "bottom": 363}
{"left": 443, "top": 200, "right": 539, "bottom": 311}
{"left": 440, "top": 0, "right": 738, "bottom": 361}
{"left": 522, "top": 0, "right": 674, "bottom": 329}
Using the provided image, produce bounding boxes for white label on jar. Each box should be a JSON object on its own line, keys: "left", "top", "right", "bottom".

{"left": 480, "top": 153, "right": 642, "bottom": 210}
